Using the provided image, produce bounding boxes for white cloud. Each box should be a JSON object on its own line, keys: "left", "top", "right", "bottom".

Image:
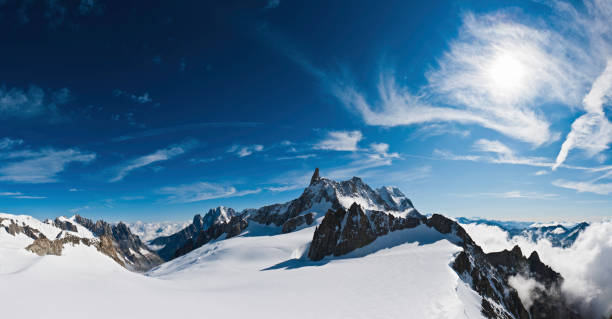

{"left": 482, "top": 190, "right": 558, "bottom": 200}
{"left": 276, "top": 154, "right": 316, "bottom": 161}
{"left": 265, "top": 184, "right": 303, "bottom": 192}
{"left": 369, "top": 142, "right": 389, "bottom": 154}
{"left": 0, "top": 85, "right": 71, "bottom": 120}
{"left": 158, "top": 182, "right": 261, "bottom": 203}
{"left": 410, "top": 123, "right": 470, "bottom": 140}
{"left": 552, "top": 179, "right": 612, "bottom": 195}
{"left": 0, "top": 191, "right": 46, "bottom": 199}
{"left": 227, "top": 144, "right": 264, "bottom": 157}
{"left": 69, "top": 205, "right": 91, "bottom": 214}
{"left": 434, "top": 139, "right": 553, "bottom": 169}
{"left": 0, "top": 148, "right": 96, "bottom": 183}
{"left": 534, "top": 170, "right": 549, "bottom": 176}
{"left": 462, "top": 220, "right": 612, "bottom": 318}
{"left": 554, "top": 60, "right": 612, "bottom": 170}
{"left": 110, "top": 142, "right": 192, "bottom": 182}
{"left": 282, "top": 0, "right": 612, "bottom": 180}
{"left": 314, "top": 130, "right": 362, "bottom": 151}
{"left": 0, "top": 137, "right": 23, "bottom": 150}
{"left": 472, "top": 139, "right": 514, "bottom": 157}
{"left": 329, "top": 10, "right": 592, "bottom": 147}
{"left": 508, "top": 274, "right": 544, "bottom": 309}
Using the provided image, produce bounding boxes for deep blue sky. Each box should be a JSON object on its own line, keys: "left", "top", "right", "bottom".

{"left": 1, "top": 0, "right": 611, "bottom": 222}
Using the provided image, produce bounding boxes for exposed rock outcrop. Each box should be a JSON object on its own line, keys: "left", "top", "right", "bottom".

{"left": 151, "top": 207, "right": 238, "bottom": 261}
{"left": 306, "top": 207, "right": 582, "bottom": 319}
{"left": 73, "top": 215, "right": 162, "bottom": 271}
{"left": 308, "top": 203, "right": 425, "bottom": 261}
{"left": 52, "top": 218, "right": 78, "bottom": 232}
{"left": 0, "top": 217, "right": 45, "bottom": 240}
{"left": 173, "top": 214, "right": 249, "bottom": 259}
{"left": 281, "top": 212, "right": 314, "bottom": 233}
{"left": 25, "top": 234, "right": 126, "bottom": 267}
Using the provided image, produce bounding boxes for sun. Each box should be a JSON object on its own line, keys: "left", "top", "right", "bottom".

{"left": 486, "top": 53, "right": 526, "bottom": 93}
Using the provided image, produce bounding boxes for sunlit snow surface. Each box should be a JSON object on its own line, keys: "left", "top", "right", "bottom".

{"left": 1, "top": 221, "right": 484, "bottom": 319}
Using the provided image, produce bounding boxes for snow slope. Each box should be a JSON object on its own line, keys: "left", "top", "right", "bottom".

{"left": 149, "top": 225, "right": 484, "bottom": 319}
{"left": 1, "top": 220, "right": 484, "bottom": 319}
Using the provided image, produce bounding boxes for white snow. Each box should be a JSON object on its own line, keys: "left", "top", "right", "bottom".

{"left": 1, "top": 215, "right": 485, "bottom": 319}
{"left": 0, "top": 212, "right": 62, "bottom": 239}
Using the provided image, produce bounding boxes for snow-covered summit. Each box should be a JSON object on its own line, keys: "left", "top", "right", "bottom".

{"left": 151, "top": 169, "right": 423, "bottom": 261}
{"left": 201, "top": 206, "right": 237, "bottom": 229}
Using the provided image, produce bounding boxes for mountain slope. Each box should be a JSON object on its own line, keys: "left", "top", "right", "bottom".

{"left": 150, "top": 168, "right": 420, "bottom": 261}
{"left": 0, "top": 213, "right": 162, "bottom": 272}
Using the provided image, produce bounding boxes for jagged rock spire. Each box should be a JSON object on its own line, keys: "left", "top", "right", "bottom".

{"left": 310, "top": 167, "right": 320, "bottom": 185}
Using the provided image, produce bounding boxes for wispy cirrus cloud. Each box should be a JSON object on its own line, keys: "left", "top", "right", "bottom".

{"left": 0, "top": 191, "right": 46, "bottom": 199}
{"left": 111, "top": 121, "right": 262, "bottom": 142}
{"left": 0, "top": 146, "right": 96, "bottom": 183}
{"left": 227, "top": 144, "right": 264, "bottom": 157}
{"left": 109, "top": 141, "right": 195, "bottom": 182}
{"left": 158, "top": 182, "right": 261, "bottom": 203}
{"left": 484, "top": 191, "right": 558, "bottom": 200}
{"left": 434, "top": 139, "right": 553, "bottom": 169}
{"left": 274, "top": 0, "right": 612, "bottom": 198}
{"left": 410, "top": 123, "right": 470, "bottom": 140}
{"left": 552, "top": 179, "right": 612, "bottom": 195}
{"left": 0, "top": 137, "right": 24, "bottom": 150}
{"left": 554, "top": 60, "right": 612, "bottom": 170}
{"left": 326, "top": 10, "right": 590, "bottom": 147}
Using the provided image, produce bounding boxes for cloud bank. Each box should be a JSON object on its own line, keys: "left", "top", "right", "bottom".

{"left": 462, "top": 221, "right": 612, "bottom": 318}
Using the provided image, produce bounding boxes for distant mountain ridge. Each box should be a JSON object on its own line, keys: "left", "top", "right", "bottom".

{"left": 457, "top": 217, "right": 589, "bottom": 248}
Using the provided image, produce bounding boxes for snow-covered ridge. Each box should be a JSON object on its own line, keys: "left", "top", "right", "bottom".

{"left": 0, "top": 212, "right": 163, "bottom": 272}
{"left": 149, "top": 169, "right": 423, "bottom": 261}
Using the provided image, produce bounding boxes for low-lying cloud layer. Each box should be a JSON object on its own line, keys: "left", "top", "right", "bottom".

{"left": 462, "top": 221, "right": 612, "bottom": 318}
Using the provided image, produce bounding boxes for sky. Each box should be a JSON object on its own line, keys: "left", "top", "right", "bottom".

{"left": 0, "top": 0, "right": 611, "bottom": 222}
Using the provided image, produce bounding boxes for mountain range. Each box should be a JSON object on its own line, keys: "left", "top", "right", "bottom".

{"left": 0, "top": 169, "right": 593, "bottom": 318}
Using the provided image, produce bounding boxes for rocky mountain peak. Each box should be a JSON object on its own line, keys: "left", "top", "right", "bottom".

{"left": 528, "top": 251, "right": 541, "bottom": 263}
{"left": 309, "top": 167, "right": 320, "bottom": 185}
{"left": 511, "top": 244, "right": 523, "bottom": 256}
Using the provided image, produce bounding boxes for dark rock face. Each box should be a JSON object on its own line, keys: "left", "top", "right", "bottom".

{"left": 481, "top": 247, "right": 580, "bottom": 319}
{"left": 436, "top": 212, "right": 584, "bottom": 319}
{"left": 73, "top": 215, "right": 162, "bottom": 272}
{"left": 0, "top": 217, "right": 45, "bottom": 240}
{"left": 310, "top": 167, "right": 320, "bottom": 185}
{"left": 173, "top": 215, "right": 249, "bottom": 259}
{"left": 151, "top": 207, "right": 239, "bottom": 261}
{"left": 53, "top": 218, "right": 78, "bottom": 232}
{"left": 306, "top": 210, "right": 582, "bottom": 319}
{"left": 308, "top": 203, "right": 425, "bottom": 261}
{"left": 250, "top": 170, "right": 418, "bottom": 228}
{"left": 151, "top": 169, "right": 420, "bottom": 262}
{"left": 150, "top": 214, "right": 207, "bottom": 260}
{"left": 281, "top": 212, "right": 315, "bottom": 233}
